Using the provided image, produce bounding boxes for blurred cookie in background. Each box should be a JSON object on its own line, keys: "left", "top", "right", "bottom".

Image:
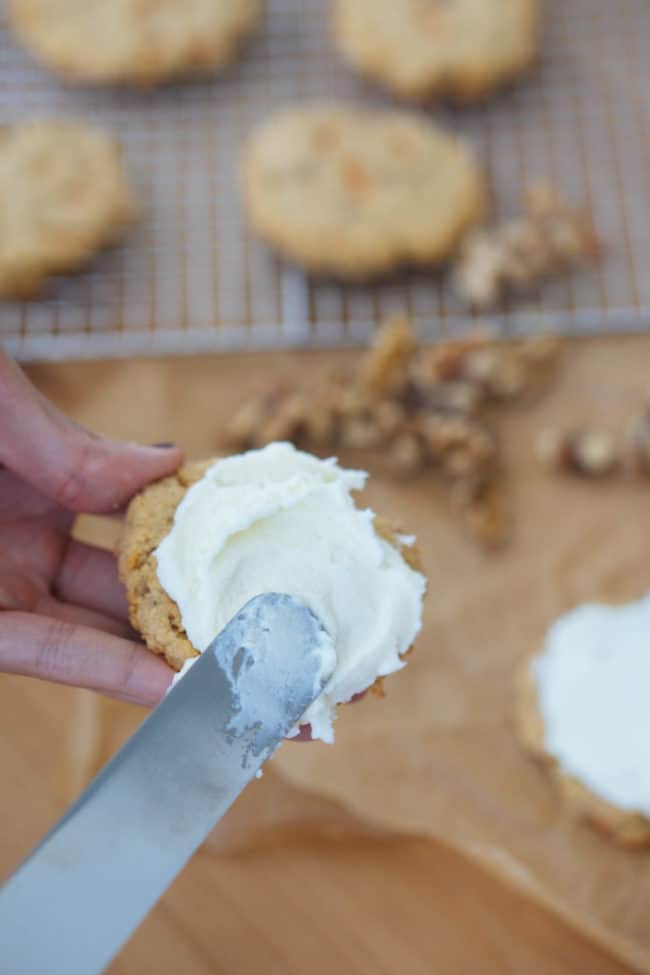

{"left": 0, "top": 120, "right": 138, "bottom": 299}
{"left": 332, "top": 0, "right": 541, "bottom": 102}
{"left": 243, "top": 102, "right": 486, "bottom": 279}
{"left": 9, "top": 0, "right": 263, "bottom": 86}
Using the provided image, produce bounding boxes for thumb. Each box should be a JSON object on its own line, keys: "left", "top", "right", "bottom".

{"left": 0, "top": 350, "right": 183, "bottom": 514}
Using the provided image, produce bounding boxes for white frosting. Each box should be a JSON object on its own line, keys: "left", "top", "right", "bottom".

{"left": 533, "top": 595, "right": 650, "bottom": 814}
{"left": 156, "top": 443, "right": 426, "bottom": 742}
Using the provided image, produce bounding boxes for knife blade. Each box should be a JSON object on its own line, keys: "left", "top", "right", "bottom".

{"left": 0, "top": 592, "right": 334, "bottom": 975}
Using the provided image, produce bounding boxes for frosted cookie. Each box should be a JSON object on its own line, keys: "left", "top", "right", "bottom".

{"left": 515, "top": 597, "right": 650, "bottom": 846}
{"left": 9, "top": 0, "right": 263, "bottom": 86}
{"left": 242, "top": 103, "right": 486, "bottom": 278}
{"left": 119, "top": 443, "right": 426, "bottom": 742}
{"left": 0, "top": 121, "right": 137, "bottom": 299}
{"left": 333, "top": 0, "right": 541, "bottom": 102}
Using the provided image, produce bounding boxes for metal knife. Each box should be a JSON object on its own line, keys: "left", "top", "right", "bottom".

{"left": 0, "top": 593, "right": 334, "bottom": 975}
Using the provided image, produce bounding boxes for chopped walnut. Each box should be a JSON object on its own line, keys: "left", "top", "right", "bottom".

{"left": 257, "top": 393, "right": 307, "bottom": 446}
{"left": 360, "top": 315, "right": 417, "bottom": 397}
{"left": 418, "top": 414, "right": 497, "bottom": 484}
{"left": 303, "top": 401, "right": 339, "bottom": 446}
{"left": 337, "top": 385, "right": 373, "bottom": 418}
{"left": 463, "top": 346, "right": 527, "bottom": 400}
{"left": 411, "top": 333, "right": 557, "bottom": 407}
{"left": 525, "top": 185, "right": 600, "bottom": 263}
{"left": 374, "top": 400, "right": 407, "bottom": 437}
{"left": 385, "top": 433, "right": 427, "bottom": 479}
{"left": 453, "top": 230, "right": 508, "bottom": 308}
{"left": 412, "top": 331, "right": 496, "bottom": 384}
{"left": 225, "top": 389, "right": 308, "bottom": 450}
{"left": 536, "top": 428, "right": 619, "bottom": 478}
{"left": 340, "top": 415, "right": 385, "bottom": 450}
{"left": 222, "top": 316, "right": 563, "bottom": 551}
{"left": 403, "top": 376, "right": 484, "bottom": 416}
{"left": 499, "top": 219, "right": 551, "bottom": 286}
{"left": 455, "top": 184, "right": 600, "bottom": 309}
{"left": 225, "top": 390, "right": 283, "bottom": 449}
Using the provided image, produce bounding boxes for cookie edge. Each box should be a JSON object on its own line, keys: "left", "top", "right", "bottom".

{"left": 514, "top": 656, "right": 650, "bottom": 847}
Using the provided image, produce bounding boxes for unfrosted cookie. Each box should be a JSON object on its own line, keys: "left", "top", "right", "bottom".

{"left": 515, "top": 599, "right": 650, "bottom": 847}
{"left": 333, "top": 0, "right": 541, "bottom": 102}
{"left": 118, "top": 456, "right": 422, "bottom": 675}
{"left": 9, "top": 0, "right": 263, "bottom": 86}
{"left": 243, "top": 104, "right": 486, "bottom": 278}
{"left": 0, "top": 121, "right": 137, "bottom": 299}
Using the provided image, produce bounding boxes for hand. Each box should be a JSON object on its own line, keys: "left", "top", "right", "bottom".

{"left": 0, "top": 350, "right": 183, "bottom": 706}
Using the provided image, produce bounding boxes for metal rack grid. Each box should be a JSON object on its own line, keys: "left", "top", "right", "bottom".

{"left": 1, "top": 0, "right": 649, "bottom": 361}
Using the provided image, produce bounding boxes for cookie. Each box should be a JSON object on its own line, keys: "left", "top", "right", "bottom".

{"left": 9, "top": 0, "right": 263, "bottom": 86}
{"left": 243, "top": 103, "right": 486, "bottom": 278}
{"left": 0, "top": 120, "right": 138, "bottom": 299}
{"left": 333, "top": 0, "right": 541, "bottom": 102}
{"left": 118, "top": 457, "right": 422, "bottom": 675}
{"left": 515, "top": 601, "right": 650, "bottom": 849}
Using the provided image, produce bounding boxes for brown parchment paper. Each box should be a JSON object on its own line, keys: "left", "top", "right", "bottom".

{"left": 32, "top": 338, "right": 650, "bottom": 973}
{"left": 271, "top": 338, "right": 650, "bottom": 973}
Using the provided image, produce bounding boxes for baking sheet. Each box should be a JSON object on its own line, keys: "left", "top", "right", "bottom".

{"left": 2, "top": 0, "right": 650, "bottom": 361}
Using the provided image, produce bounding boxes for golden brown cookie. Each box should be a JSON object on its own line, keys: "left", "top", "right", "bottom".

{"left": 0, "top": 120, "right": 138, "bottom": 299}
{"left": 9, "top": 0, "right": 263, "bottom": 86}
{"left": 118, "top": 457, "right": 421, "bottom": 674}
{"left": 333, "top": 0, "right": 541, "bottom": 102}
{"left": 514, "top": 660, "right": 650, "bottom": 847}
{"left": 242, "top": 103, "right": 486, "bottom": 278}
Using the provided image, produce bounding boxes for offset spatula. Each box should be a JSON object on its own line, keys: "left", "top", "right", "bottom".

{"left": 0, "top": 593, "right": 334, "bottom": 975}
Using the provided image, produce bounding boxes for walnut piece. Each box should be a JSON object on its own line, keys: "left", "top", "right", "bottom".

{"left": 454, "top": 184, "right": 600, "bottom": 309}
{"left": 223, "top": 316, "right": 563, "bottom": 551}
{"left": 536, "top": 428, "right": 620, "bottom": 478}
{"left": 360, "top": 314, "right": 416, "bottom": 397}
{"left": 386, "top": 433, "right": 427, "bottom": 479}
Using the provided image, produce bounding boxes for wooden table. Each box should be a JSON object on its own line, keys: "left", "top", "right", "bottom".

{"left": 0, "top": 349, "right": 641, "bottom": 974}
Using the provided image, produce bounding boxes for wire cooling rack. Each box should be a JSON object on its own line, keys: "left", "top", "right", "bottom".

{"left": 1, "top": 0, "right": 649, "bottom": 361}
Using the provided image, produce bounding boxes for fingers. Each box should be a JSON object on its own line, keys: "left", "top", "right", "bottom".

{"left": 38, "top": 594, "right": 134, "bottom": 639}
{"left": 0, "top": 610, "right": 174, "bottom": 707}
{"left": 289, "top": 692, "right": 367, "bottom": 743}
{"left": 54, "top": 540, "right": 129, "bottom": 622}
{"left": 0, "top": 349, "right": 183, "bottom": 514}
{"left": 290, "top": 725, "right": 313, "bottom": 742}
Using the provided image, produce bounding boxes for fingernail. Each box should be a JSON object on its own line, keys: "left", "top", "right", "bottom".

{"left": 151, "top": 442, "right": 177, "bottom": 449}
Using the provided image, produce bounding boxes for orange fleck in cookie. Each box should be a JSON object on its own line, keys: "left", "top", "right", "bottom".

{"left": 242, "top": 103, "right": 486, "bottom": 278}
{"left": 9, "top": 0, "right": 263, "bottom": 86}
{"left": 0, "top": 120, "right": 137, "bottom": 299}
{"left": 333, "top": 0, "right": 541, "bottom": 102}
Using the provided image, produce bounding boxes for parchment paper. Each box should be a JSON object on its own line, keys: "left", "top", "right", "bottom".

{"left": 40, "top": 338, "right": 650, "bottom": 972}
{"left": 271, "top": 338, "right": 650, "bottom": 972}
